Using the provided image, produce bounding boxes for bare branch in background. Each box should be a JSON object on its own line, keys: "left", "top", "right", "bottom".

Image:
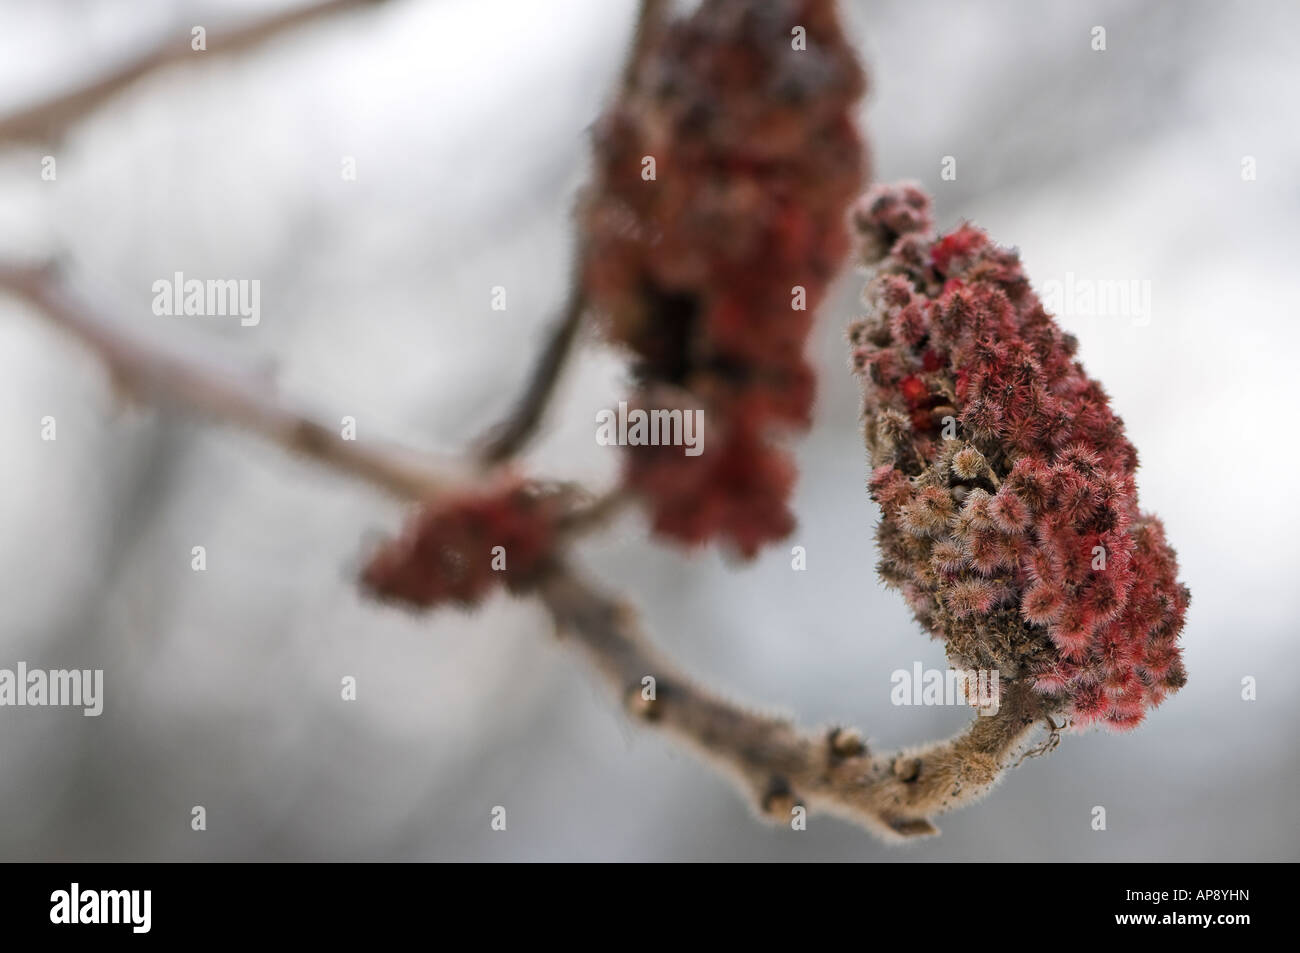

{"left": 474, "top": 263, "right": 587, "bottom": 465}
{"left": 0, "top": 260, "right": 628, "bottom": 534}
{"left": 0, "top": 260, "right": 461, "bottom": 501}
{"left": 473, "top": 0, "right": 671, "bottom": 467}
{"left": 0, "top": 0, "right": 392, "bottom": 147}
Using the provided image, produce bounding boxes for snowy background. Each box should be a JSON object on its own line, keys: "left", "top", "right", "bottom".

{"left": 0, "top": 0, "right": 1296, "bottom": 860}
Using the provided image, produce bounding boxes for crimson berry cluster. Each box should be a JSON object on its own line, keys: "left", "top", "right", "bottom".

{"left": 581, "top": 0, "right": 866, "bottom": 556}
{"left": 361, "top": 482, "right": 570, "bottom": 608}
{"left": 851, "top": 183, "right": 1188, "bottom": 730}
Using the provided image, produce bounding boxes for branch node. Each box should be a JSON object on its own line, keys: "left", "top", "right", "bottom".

{"left": 759, "top": 776, "right": 798, "bottom": 819}
{"left": 892, "top": 756, "right": 922, "bottom": 783}
{"left": 625, "top": 681, "right": 662, "bottom": 721}
{"left": 886, "top": 816, "right": 941, "bottom": 838}
{"left": 828, "top": 726, "right": 866, "bottom": 759}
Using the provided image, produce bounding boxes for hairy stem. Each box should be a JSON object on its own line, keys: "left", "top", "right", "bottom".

{"left": 539, "top": 566, "right": 1048, "bottom": 839}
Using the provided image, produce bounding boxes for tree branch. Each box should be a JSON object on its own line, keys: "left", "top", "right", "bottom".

{"left": 0, "top": 0, "right": 392, "bottom": 147}
{"left": 0, "top": 260, "right": 463, "bottom": 501}
{"left": 473, "top": 262, "right": 587, "bottom": 465}
{"left": 473, "top": 0, "right": 670, "bottom": 466}
{"left": 538, "top": 566, "right": 1050, "bottom": 839}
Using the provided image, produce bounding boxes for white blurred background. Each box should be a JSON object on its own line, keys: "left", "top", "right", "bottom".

{"left": 0, "top": 0, "right": 1295, "bottom": 860}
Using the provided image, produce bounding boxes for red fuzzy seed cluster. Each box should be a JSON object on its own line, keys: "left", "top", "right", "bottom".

{"left": 851, "top": 183, "right": 1188, "bottom": 731}
{"left": 582, "top": 0, "right": 866, "bottom": 557}
{"left": 360, "top": 483, "right": 569, "bottom": 609}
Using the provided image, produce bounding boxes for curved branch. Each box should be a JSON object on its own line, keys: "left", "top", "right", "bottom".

{"left": 0, "top": 0, "right": 392, "bottom": 147}
{"left": 538, "top": 566, "right": 1049, "bottom": 840}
